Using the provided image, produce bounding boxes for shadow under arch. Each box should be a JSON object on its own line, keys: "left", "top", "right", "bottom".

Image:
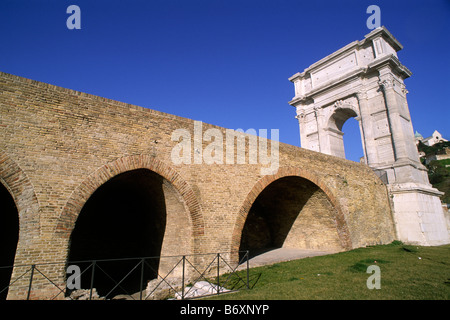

{"left": 231, "top": 167, "right": 352, "bottom": 259}
{"left": 56, "top": 155, "right": 204, "bottom": 242}
{"left": 55, "top": 155, "right": 205, "bottom": 297}
{"left": 0, "top": 180, "right": 19, "bottom": 300}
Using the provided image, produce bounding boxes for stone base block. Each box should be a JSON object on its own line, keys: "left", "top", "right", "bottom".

{"left": 389, "top": 183, "right": 450, "bottom": 246}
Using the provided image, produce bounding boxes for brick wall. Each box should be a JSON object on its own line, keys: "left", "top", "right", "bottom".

{"left": 0, "top": 71, "right": 396, "bottom": 298}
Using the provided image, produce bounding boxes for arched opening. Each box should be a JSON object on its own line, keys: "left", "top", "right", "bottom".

{"left": 327, "top": 107, "right": 365, "bottom": 161}
{"left": 341, "top": 117, "right": 365, "bottom": 163}
{"left": 239, "top": 176, "right": 344, "bottom": 260}
{"left": 67, "top": 168, "right": 176, "bottom": 298}
{"left": 0, "top": 183, "right": 19, "bottom": 300}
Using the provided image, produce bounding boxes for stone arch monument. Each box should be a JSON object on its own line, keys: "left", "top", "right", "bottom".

{"left": 289, "top": 27, "right": 449, "bottom": 246}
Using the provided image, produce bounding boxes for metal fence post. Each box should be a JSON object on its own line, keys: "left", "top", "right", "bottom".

{"left": 27, "top": 264, "right": 35, "bottom": 300}
{"left": 89, "top": 261, "right": 96, "bottom": 300}
{"left": 217, "top": 253, "right": 220, "bottom": 295}
{"left": 246, "top": 250, "right": 250, "bottom": 289}
{"left": 181, "top": 255, "right": 185, "bottom": 300}
{"left": 139, "top": 258, "right": 145, "bottom": 300}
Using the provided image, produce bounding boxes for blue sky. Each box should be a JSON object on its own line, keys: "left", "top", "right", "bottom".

{"left": 1, "top": 0, "right": 449, "bottom": 162}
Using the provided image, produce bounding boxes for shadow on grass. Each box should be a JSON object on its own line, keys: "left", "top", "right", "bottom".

{"left": 216, "top": 271, "right": 263, "bottom": 291}
{"left": 347, "top": 258, "right": 390, "bottom": 273}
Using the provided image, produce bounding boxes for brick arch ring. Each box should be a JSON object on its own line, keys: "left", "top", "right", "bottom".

{"left": 0, "top": 149, "right": 40, "bottom": 241}
{"left": 55, "top": 155, "right": 204, "bottom": 248}
{"left": 230, "top": 166, "right": 353, "bottom": 254}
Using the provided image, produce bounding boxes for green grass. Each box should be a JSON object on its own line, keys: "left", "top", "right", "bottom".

{"left": 209, "top": 242, "right": 450, "bottom": 300}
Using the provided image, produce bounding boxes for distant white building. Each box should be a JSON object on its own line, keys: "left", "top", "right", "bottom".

{"left": 415, "top": 130, "right": 449, "bottom": 164}
{"left": 415, "top": 130, "right": 448, "bottom": 146}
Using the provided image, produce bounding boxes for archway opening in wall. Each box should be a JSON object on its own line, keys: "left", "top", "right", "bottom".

{"left": 328, "top": 107, "right": 365, "bottom": 162}
{"left": 239, "top": 176, "right": 344, "bottom": 261}
{"left": 341, "top": 117, "right": 365, "bottom": 163}
{"left": 0, "top": 183, "right": 19, "bottom": 300}
{"left": 67, "top": 168, "right": 191, "bottom": 298}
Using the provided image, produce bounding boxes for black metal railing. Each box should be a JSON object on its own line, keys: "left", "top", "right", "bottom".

{"left": 0, "top": 251, "right": 250, "bottom": 300}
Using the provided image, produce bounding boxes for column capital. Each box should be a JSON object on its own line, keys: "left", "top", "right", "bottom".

{"left": 295, "top": 110, "right": 305, "bottom": 120}
{"left": 356, "top": 90, "right": 368, "bottom": 100}
{"left": 378, "top": 77, "right": 394, "bottom": 90}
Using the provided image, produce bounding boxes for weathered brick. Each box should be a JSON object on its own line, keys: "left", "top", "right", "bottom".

{"left": 0, "top": 71, "right": 395, "bottom": 299}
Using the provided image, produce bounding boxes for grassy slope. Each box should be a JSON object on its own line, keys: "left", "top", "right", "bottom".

{"left": 211, "top": 242, "right": 450, "bottom": 300}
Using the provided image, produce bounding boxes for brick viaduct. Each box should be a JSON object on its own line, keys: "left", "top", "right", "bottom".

{"left": 0, "top": 71, "right": 396, "bottom": 299}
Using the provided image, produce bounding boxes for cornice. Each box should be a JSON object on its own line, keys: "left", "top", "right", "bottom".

{"left": 289, "top": 54, "right": 410, "bottom": 107}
